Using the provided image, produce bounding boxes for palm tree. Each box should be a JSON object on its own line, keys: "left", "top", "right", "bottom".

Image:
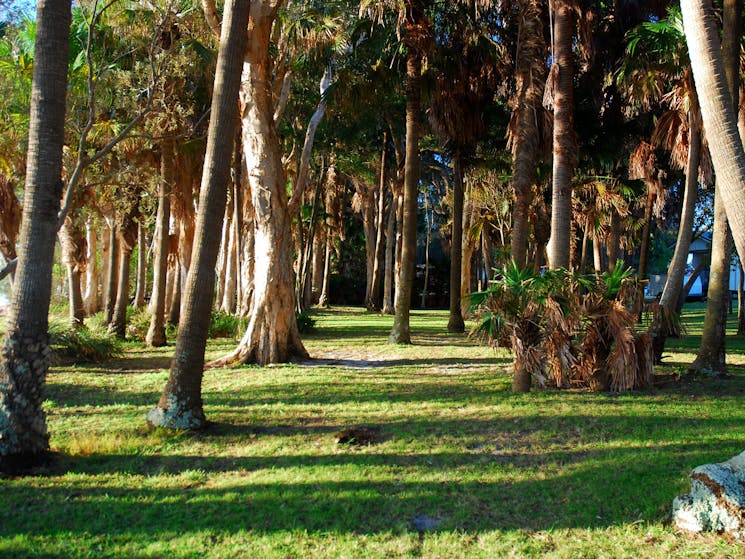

{"left": 147, "top": 0, "right": 251, "bottom": 430}
{"left": 689, "top": 0, "right": 742, "bottom": 375}
{"left": 680, "top": 0, "right": 745, "bottom": 283}
{"left": 508, "top": 0, "right": 548, "bottom": 268}
{"left": 546, "top": 0, "right": 577, "bottom": 269}
{"left": 0, "top": 0, "right": 71, "bottom": 467}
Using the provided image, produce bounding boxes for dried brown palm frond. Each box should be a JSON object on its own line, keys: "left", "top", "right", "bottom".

{"left": 628, "top": 141, "right": 657, "bottom": 182}
{"left": 513, "top": 335, "right": 547, "bottom": 389}
{"left": 0, "top": 174, "right": 21, "bottom": 260}
{"left": 651, "top": 109, "right": 689, "bottom": 170}
{"left": 634, "top": 333, "right": 654, "bottom": 388}
{"left": 605, "top": 300, "right": 636, "bottom": 392}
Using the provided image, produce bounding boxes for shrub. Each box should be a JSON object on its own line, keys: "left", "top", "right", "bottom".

{"left": 208, "top": 310, "right": 245, "bottom": 339}
{"left": 49, "top": 320, "right": 123, "bottom": 363}
{"left": 296, "top": 310, "right": 316, "bottom": 334}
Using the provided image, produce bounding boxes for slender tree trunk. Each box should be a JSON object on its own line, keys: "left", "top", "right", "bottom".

{"left": 147, "top": 0, "right": 250, "bottom": 429}
{"left": 104, "top": 222, "right": 118, "bottom": 325}
{"left": 0, "top": 0, "right": 71, "bottom": 466}
{"left": 690, "top": 0, "right": 742, "bottom": 374}
{"left": 311, "top": 227, "right": 323, "bottom": 304}
{"left": 84, "top": 217, "right": 100, "bottom": 314}
{"left": 212, "top": 0, "right": 307, "bottom": 366}
{"left": 606, "top": 212, "right": 621, "bottom": 271}
{"left": 681, "top": 0, "right": 745, "bottom": 266}
{"left": 738, "top": 262, "right": 745, "bottom": 334}
{"left": 370, "top": 133, "right": 388, "bottom": 311}
{"left": 221, "top": 203, "right": 238, "bottom": 313}
{"left": 239, "top": 181, "right": 254, "bottom": 317}
{"left": 382, "top": 192, "right": 396, "bottom": 314}
{"left": 66, "top": 266, "right": 85, "bottom": 328}
{"left": 448, "top": 154, "right": 465, "bottom": 333}
{"left": 359, "top": 185, "right": 376, "bottom": 311}
{"left": 461, "top": 188, "right": 476, "bottom": 315}
{"left": 319, "top": 229, "right": 331, "bottom": 308}
{"left": 389, "top": 43, "right": 422, "bottom": 344}
{"left": 510, "top": 0, "right": 546, "bottom": 268}
{"left": 134, "top": 223, "right": 147, "bottom": 308}
{"left": 59, "top": 219, "right": 86, "bottom": 328}
{"left": 547, "top": 0, "right": 576, "bottom": 270}
{"left": 653, "top": 88, "right": 702, "bottom": 362}
{"left": 638, "top": 189, "right": 655, "bottom": 280}
{"left": 108, "top": 242, "right": 132, "bottom": 339}
{"left": 147, "top": 141, "right": 174, "bottom": 347}
{"left": 215, "top": 206, "right": 230, "bottom": 307}
{"left": 421, "top": 191, "right": 431, "bottom": 308}
{"left": 168, "top": 262, "right": 181, "bottom": 326}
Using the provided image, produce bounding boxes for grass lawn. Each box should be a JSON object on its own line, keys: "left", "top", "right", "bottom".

{"left": 1, "top": 304, "right": 744, "bottom": 558}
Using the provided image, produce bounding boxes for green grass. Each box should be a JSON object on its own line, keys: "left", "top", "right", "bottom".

{"left": 1, "top": 305, "right": 744, "bottom": 558}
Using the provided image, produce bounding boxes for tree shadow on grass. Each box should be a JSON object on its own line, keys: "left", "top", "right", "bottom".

{"left": 4, "top": 438, "right": 740, "bottom": 539}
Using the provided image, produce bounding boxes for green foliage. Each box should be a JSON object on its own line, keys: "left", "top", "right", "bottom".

{"left": 296, "top": 309, "right": 316, "bottom": 334}
{"left": 471, "top": 263, "right": 651, "bottom": 392}
{"left": 48, "top": 320, "right": 122, "bottom": 363}
{"left": 208, "top": 310, "right": 246, "bottom": 339}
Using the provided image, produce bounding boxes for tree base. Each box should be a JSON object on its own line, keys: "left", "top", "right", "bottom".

{"left": 146, "top": 401, "right": 206, "bottom": 431}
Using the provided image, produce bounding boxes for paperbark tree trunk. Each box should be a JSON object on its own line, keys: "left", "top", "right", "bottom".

{"left": 0, "top": 0, "right": 71, "bottom": 467}
{"left": 547, "top": 0, "right": 575, "bottom": 270}
{"left": 211, "top": 0, "right": 307, "bottom": 366}
{"left": 147, "top": 0, "right": 250, "bottom": 429}
{"left": 147, "top": 140, "right": 174, "bottom": 347}
{"left": 84, "top": 217, "right": 100, "bottom": 314}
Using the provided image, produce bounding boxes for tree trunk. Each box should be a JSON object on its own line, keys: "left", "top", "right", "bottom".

{"left": 0, "top": 0, "right": 71, "bottom": 466}
{"left": 738, "top": 262, "right": 745, "bottom": 334}
{"left": 319, "top": 228, "right": 331, "bottom": 308}
{"left": 448, "top": 154, "right": 466, "bottom": 333}
{"left": 133, "top": 222, "right": 147, "bottom": 308}
{"left": 221, "top": 201, "right": 238, "bottom": 313}
{"left": 103, "top": 222, "right": 118, "bottom": 325}
{"left": 390, "top": 29, "right": 424, "bottom": 343}
{"left": 147, "top": 0, "right": 250, "bottom": 430}
{"left": 211, "top": 0, "right": 307, "bottom": 366}
{"left": 84, "top": 217, "right": 100, "bottom": 314}
{"left": 168, "top": 262, "right": 181, "bottom": 326}
{"left": 690, "top": 0, "right": 741, "bottom": 374}
{"left": 66, "top": 265, "right": 85, "bottom": 328}
{"left": 311, "top": 226, "right": 324, "bottom": 304}
{"left": 108, "top": 241, "right": 132, "bottom": 339}
{"left": 370, "top": 133, "right": 388, "bottom": 311}
{"left": 147, "top": 140, "right": 174, "bottom": 347}
{"left": 681, "top": 0, "right": 745, "bottom": 266}
{"left": 239, "top": 180, "right": 254, "bottom": 317}
{"left": 215, "top": 205, "right": 230, "bottom": 308}
{"left": 637, "top": 189, "right": 655, "bottom": 280}
{"left": 461, "top": 188, "right": 476, "bottom": 315}
{"left": 652, "top": 89, "right": 702, "bottom": 362}
{"left": 359, "top": 185, "right": 376, "bottom": 311}
{"left": 510, "top": 0, "right": 546, "bottom": 267}
{"left": 59, "top": 219, "right": 86, "bottom": 328}
{"left": 381, "top": 190, "right": 397, "bottom": 314}
{"left": 547, "top": 0, "right": 575, "bottom": 270}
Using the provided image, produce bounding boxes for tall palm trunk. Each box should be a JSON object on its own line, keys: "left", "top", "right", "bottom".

{"left": 84, "top": 217, "right": 100, "bottom": 314}
{"left": 133, "top": 222, "right": 147, "bottom": 308}
{"left": 448, "top": 153, "right": 465, "bottom": 333}
{"left": 147, "top": 0, "right": 250, "bottom": 430}
{"left": 690, "top": 0, "right": 742, "bottom": 374}
{"left": 369, "top": 133, "right": 388, "bottom": 311}
{"left": 681, "top": 0, "right": 745, "bottom": 265}
{"left": 103, "top": 221, "right": 118, "bottom": 325}
{"left": 147, "top": 140, "right": 174, "bottom": 347}
{"left": 212, "top": 0, "right": 307, "bottom": 366}
{"left": 390, "top": 13, "right": 425, "bottom": 343}
{"left": 108, "top": 233, "right": 134, "bottom": 339}
{"left": 510, "top": 0, "right": 546, "bottom": 267}
{"left": 652, "top": 88, "right": 702, "bottom": 362}
{"left": 547, "top": 0, "right": 576, "bottom": 270}
{"left": 0, "top": 0, "right": 71, "bottom": 466}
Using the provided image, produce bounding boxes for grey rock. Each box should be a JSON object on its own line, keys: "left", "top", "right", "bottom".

{"left": 673, "top": 450, "right": 745, "bottom": 539}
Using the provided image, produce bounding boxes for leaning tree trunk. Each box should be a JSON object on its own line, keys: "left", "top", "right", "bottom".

{"left": 681, "top": 0, "right": 745, "bottom": 266}
{"left": 370, "top": 133, "right": 388, "bottom": 311}
{"left": 448, "top": 154, "right": 466, "bottom": 332}
{"left": 147, "top": 0, "right": 250, "bottom": 430}
{"left": 510, "top": 0, "right": 546, "bottom": 268}
{"left": 690, "top": 0, "right": 742, "bottom": 375}
{"left": 389, "top": 29, "right": 424, "bottom": 344}
{"left": 0, "top": 0, "right": 71, "bottom": 467}
{"left": 146, "top": 140, "right": 174, "bottom": 347}
{"left": 547, "top": 0, "right": 576, "bottom": 270}
{"left": 652, "top": 89, "right": 702, "bottom": 363}
{"left": 108, "top": 225, "right": 137, "bottom": 339}
{"left": 211, "top": 0, "right": 307, "bottom": 366}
